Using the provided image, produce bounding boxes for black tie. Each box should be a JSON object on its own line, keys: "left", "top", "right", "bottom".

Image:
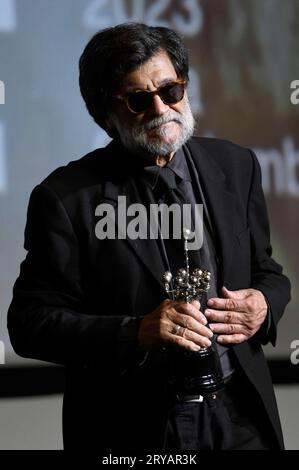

{"left": 156, "top": 166, "right": 210, "bottom": 290}
{"left": 156, "top": 167, "right": 190, "bottom": 274}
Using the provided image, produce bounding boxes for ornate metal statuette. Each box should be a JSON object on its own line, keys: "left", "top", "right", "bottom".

{"left": 162, "top": 228, "right": 224, "bottom": 395}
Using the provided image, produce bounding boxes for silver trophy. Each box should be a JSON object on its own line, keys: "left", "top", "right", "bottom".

{"left": 162, "top": 228, "right": 224, "bottom": 394}
{"left": 162, "top": 228, "right": 211, "bottom": 303}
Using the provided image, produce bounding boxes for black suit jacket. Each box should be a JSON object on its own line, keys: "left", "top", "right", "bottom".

{"left": 8, "top": 137, "right": 291, "bottom": 449}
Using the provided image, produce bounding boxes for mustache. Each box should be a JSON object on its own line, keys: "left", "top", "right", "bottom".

{"left": 139, "top": 113, "right": 184, "bottom": 131}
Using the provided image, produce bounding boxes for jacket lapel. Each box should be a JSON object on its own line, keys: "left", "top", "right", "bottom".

{"left": 186, "top": 139, "right": 237, "bottom": 285}
{"left": 99, "top": 137, "right": 237, "bottom": 290}
{"left": 102, "top": 179, "right": 166, "bottom": 294}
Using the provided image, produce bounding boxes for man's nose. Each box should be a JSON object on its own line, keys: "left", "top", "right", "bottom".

{"left": 149, "top": 93, "right": 170, "bottom": 115}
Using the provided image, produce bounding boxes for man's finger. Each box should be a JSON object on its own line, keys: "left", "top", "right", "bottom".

{"left": 176, "top": 327, "right": 213, "bottom": 348}
{"left": 221, "top": 286, "right": 249, "bottom": 300}
{"left": 175, "top": 302, "right": 207, "bottom": 324}
{"left": 169, "top": 313, "right": 212, "bottom": 337}
{"left": 167, "top": 331, "right": 212, "bottom": 351}
{"left": 206, "top": 297, "right": 247, "bottom": 312}
{"left": 217, "top": 333, "right": 247, "bottom": 345}
{"left": 209, "top": 322, "right": 246, "bottom": 335}
{"left": 205, "top": 309, "right": 243, "bottom": 324}
{"left": 190, "top": 299, "right": 201, "bottom": 310}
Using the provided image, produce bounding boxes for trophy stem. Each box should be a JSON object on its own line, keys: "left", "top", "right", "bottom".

{"left": 162, "top": 227, "right": 225, "bottom": 394}
{"left": 184, "top": 236, "right": 190, "bottom": 290}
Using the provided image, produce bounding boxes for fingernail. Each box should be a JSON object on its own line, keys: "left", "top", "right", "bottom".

{"left": 206, "top": 340, "right": 212, "bottom": 347}
{"left": 205, "top": 309, "right": 212, "bottom": 315}
{"left": 208, "top": 299, "right": 215, "bottom": 306}
{"left": 201, "top": 315, "right": 208, "bottom": 324}
{"left": 208, "top": 330, "right": 214, "bottom": 338}
{"left": 191, "top": 345, "right": 201, "bottom": 352}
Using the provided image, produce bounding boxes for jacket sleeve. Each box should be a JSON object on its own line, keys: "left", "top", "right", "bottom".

{"left": 247, "top": 149, "right": 291, "bottom": 346}
{"left": 7, "top": 183, "right": 145, "bottom": 370}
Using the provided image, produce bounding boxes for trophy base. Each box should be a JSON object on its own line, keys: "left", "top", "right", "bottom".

{"left": 170, "top": 345, "right": 225, "bottom": 395}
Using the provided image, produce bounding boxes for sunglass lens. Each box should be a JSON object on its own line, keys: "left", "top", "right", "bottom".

{"left": 126, "top": 82, "right": 185, "bottom": 113}
{"left": 160, "top": 83, "right": 185, "bottom": 104}
{"left": 128, "top": 91, "right": 152, "bottom": 113}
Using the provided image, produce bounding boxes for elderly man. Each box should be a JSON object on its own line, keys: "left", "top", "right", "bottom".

{"left": 8, "top": 23, "right": 290, "bottom": 450}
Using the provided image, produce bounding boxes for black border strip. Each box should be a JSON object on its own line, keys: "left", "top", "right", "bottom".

{"left": 0, "top": 360, "right": 297, "bottom": 397}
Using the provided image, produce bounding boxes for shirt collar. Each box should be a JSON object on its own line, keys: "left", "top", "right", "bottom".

{"left": 140, "top": 146, "right": 192, "bottom": 190}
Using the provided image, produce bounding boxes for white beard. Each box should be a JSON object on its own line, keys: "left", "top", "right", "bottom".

{"left": 110, "top": 96, "right": 195, "bottom": 158}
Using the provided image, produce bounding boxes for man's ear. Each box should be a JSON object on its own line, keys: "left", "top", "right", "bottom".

{"left": 104, "top": 115, "right": 118, "bottom": 139}
{"left": 105, "top": 115, "right": 114, "bottom": 130}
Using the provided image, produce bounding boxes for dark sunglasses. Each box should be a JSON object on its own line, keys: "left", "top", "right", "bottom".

{"left": 114, "top": 78, "right": 187, "bottom": 114}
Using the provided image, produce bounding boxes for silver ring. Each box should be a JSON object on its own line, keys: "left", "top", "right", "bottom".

{"left": 173, "top": 324, "right": 182, "bottom": 335}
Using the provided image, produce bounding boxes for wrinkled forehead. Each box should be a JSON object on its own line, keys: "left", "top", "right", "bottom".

{"left": 119, "top": 50, "right": 178, "bottom": 93}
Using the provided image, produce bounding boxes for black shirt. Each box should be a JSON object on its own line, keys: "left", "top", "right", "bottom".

{"left": 133, "top": 145, "right": 235, "bottom": 379}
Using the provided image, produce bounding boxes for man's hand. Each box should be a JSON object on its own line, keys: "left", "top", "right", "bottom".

{"left": 138, "top": 299, "right": 213, "bottom": 352}
{"left": 205, "top": 287, "right": 268, "bottom": 345}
